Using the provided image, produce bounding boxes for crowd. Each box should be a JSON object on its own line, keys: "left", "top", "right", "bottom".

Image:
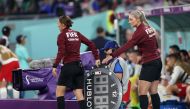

{"left": 0, "top": 0, "right": 189, "bottom": 18}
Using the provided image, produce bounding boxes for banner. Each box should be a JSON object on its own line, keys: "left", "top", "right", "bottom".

{"left": 13, "top": 51, "right": 96, "bottom": 100}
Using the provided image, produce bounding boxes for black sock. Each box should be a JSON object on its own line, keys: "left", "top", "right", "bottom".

{"left": 78, "top": 100, "right": 86, "bottom": 109}
{"left": 57, "top": 96, "right": 65, "bottom": 109}
{"left": 151, "top": 93, "right": 160, "bottom": 109}
{"left": 139, "top": 95, "right": 148, "bottom": 109}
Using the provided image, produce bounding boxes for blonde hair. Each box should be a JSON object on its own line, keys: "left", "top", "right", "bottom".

{"left": 129, "top": 10, "right": 149, "bottom": 26}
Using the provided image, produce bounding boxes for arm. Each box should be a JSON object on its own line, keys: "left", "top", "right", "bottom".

{"left": 169, "top": 66, "right": 184, "bottom": 85}
{"left": 112, "top": 31, "right": 143, "bottom": 58}
{"left": 78, "top": 32, "right": 99, "bottom": 60}
{"left": 53, "top": 34, "right": 65, "bottom": 68}
{"left": 22, "top": 47, "right": 32, "bottom": 63}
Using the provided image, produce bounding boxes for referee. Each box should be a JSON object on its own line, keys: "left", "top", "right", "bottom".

{"left": 52, "top": 15, "right": 100, "bottom": 109}
{"left": 103, "top": 10, "right": 162, "bottom": 109}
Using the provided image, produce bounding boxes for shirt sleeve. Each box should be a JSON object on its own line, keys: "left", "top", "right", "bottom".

{"left": 111, "top": 30, "right": 144, "bottom": 58}
{"left": 22, "top": 47, "right": 29, "bottom": 59}
{"left": 169, "top": 66, "right": 184, "bottom": 85}
{"left": 114, "top": 60, "right": 123, "bottom": 73}
{"left": 78, "top": 32, "right": 99, "bottom": 60}
{"left": 15, "top": 47, "right": 28, "bottom": 60}
{"left": 53, "top": 33, "right": 65, "bottom": 68}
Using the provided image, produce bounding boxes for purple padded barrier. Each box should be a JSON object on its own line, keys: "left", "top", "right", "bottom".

{"left": 0, "top": 99, "right": 79, "bottom": 109}
{"left": 13, "top": 51, "right": 95, "bottom": 100}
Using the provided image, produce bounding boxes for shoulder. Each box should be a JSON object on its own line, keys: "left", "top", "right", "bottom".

{"left": 57, "top": 32, "right": 66, "bottom": 40}
{"left": 113, "top": 58, "right": 125, "bottom": 67}
{"left": 173, "top": 65, "right": 184, "bottom": 73}
{"left": 133, "top": 27, "right": 146, "bottom": 38}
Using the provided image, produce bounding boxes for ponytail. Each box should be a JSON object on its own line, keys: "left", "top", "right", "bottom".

{"left": 59, "top": 15, "right": 73, "bottom": 28}
{"left": 129, "top": 10, "right": 149, "bottom": 26}
{"left": 139, "top": 11, "right": 149, "bottom": 26}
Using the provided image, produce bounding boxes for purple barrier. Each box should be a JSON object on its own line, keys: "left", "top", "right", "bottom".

{"left": 0, "top": 99, "right": 79, "bottom": 109}
{"left": 13, "top": 51, "right": 95, "bottom": 100}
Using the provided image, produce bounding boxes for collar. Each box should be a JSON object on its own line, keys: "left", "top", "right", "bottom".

{"left": 136, "top": 23, "right": 144, "bottom": 30}
{"left": 61, "top": 27, "right": 69, "bottom": 32}
{"left": 118, "top": 57, "right": 125, "bottom": 61}
{"left": 2, "top": 35, "right": 8, "bottom": 40}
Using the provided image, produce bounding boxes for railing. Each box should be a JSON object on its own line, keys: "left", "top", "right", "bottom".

{"left": 0, "top": 14, "right": 56, "bottom": 20}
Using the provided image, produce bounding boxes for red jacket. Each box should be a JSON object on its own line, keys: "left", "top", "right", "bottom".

{"left": 53, "top": 28, "right": 99, "bottom": 67}
{"left": 112, "top": 23, "right": 160, "bottom": 64}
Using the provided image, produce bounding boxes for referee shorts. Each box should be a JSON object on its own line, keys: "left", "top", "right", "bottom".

{"left": 139, "top": 58, "right": 162, "bottom": 82}
{"left": 57, "top": 61, "right": 84, "bottom": 89}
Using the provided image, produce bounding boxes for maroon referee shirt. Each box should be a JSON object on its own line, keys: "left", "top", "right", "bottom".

{"left": 112, "top": 23, "right": 160, "bottom": 64}
{"left": 53, "top": 28, "right": 99, "bottom": 67}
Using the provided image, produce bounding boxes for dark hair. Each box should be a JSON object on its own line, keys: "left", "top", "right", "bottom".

{"left": 16, "top": 35, "right": 25, "bottom": 44}
{"left": 167, "top": 53, "right": 181, "bottom": 61}
{"left": 180, "top": 49, "right": 189, "bottom": 56}
{"left": 0, "top": 38, "right": 6, "bottom": 45}
{"left": 169, "top": 45, "right": 180, "bottom": 53}
{"left": 96, "top": 27, "right": 104, "bottom": 34}
{"left": 59, "top": 15, "right": 73, "bottom": 28}
{"left": 2, "top": 26, "right": 11, "bottom": 36}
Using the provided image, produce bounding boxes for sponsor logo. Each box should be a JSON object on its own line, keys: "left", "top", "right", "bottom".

{"left": 25, "top": 75, "right": 44, "bottom": 85}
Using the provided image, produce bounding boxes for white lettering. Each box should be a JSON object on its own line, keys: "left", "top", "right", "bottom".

{"left": 86, "top": 78, "right": 93, "bottom": 108}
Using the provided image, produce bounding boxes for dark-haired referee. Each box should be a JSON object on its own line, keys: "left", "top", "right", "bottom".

{"left": 52, "top": 16, "right": 100, "bottom": 109}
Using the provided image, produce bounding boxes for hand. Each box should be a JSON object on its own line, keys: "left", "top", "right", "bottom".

{"left": 102, "top": 55, "right": 113, "bottom": 64}
{"left": 52, "top": 68, "right": 57, "bottom": 77}
{"left": 95, "top": 59, "right": 101, "bottom": 67}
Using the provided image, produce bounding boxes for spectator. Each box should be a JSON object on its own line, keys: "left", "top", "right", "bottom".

{"left": 87, "top": 26, "right": 111, "bottom": 61}
{"left": 127, "top": 49, "right": 142, "bottom": 76}
{"left": 15, "top": 35, "right": 32, "bottom": 69}
{"left": 73, "top": 0, "right": 82, "bottom": 18}
{"left": 188, "top": 50, "right": 190, "bottom": 57}
{"left": 127, "top": 49, "right": 142, "bottom": 109}
{"left": 158, "top": 74, "right": 170, "bottom": 98}
{"left": 39, "top": 0, "right": 52, "bottom": 14}
{"left": 0, "top": 0, "right": 5, "bottom": 16}
{"left": 80, "top": 0, "right": 91, "bottom": 15}
{"left": 169, "top": 44, "right": 180, "bottom": 54}
{"left": 6, "top": 0, "right": 19, "bottom": 14}
{"left": 166, "top": 53, "right": 190, "bottom": 99}
{"left": 0, "top": 26, "right": 11, "bottom": 47}
{"left": 0, "top": 45, "right": 20, "bottom": 99}
{"left": 158, "top": 74, "right": 179, "bottom": 102}
{"left": 62, "top": 0, "right": 76, "bottom": 18}
{"left": 22, "top": 0, "right": 39, "bottom": 14}
{"left": 180, "top": 49, "right": 190, "bottom": 65}
{"left": 120, "top": 29, "right": 133, "bottom": 45}
{"left": 15, "top": 35, "right": 36, "bottom": 99}
{"left": 52, "top": 0, "right": 65, "bottom": 16}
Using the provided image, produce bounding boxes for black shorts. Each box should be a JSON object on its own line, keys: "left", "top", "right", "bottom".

{"left": 57, "top": 61, "right": 84, "bottom": 89}
{"left": 139, "top": 58, "right": 162, "bottom": 82}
